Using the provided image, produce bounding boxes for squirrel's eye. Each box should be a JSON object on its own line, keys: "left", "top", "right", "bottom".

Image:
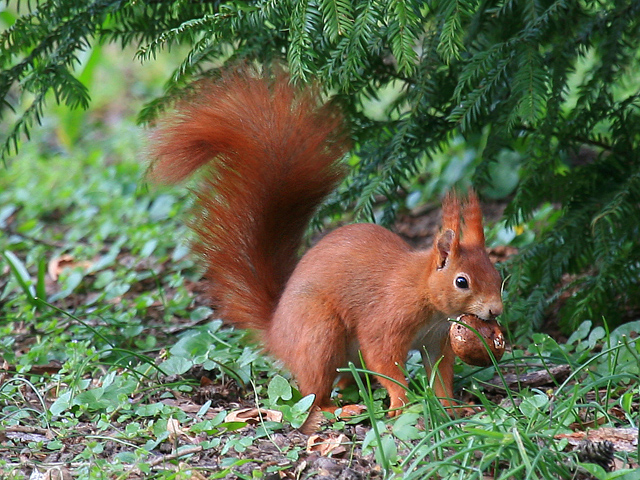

{"left": 455, "top": 276, "right": 469, "bottom": 289}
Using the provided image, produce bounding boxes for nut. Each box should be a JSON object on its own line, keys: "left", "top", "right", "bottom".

{"left": 449, "top": 314, "right": 505, "bottom": 366}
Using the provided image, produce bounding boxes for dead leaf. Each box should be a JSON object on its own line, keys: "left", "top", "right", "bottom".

{"left": 306, "top": 433, "right": 350, "bottom": 456}
{"left": 167, "top": 418, "right": 196, "bottom": 443}
{"left": 224, "top": 407, "right": 283, "bottom": 425}
{"left": 299, "top": 407, "right": 326, "bottom": 435}
{"left": 299, "top": 404, "right": 368, "bottom": 434}
{"left": 48, "top": 254, "right": 92, "bottom": 281}
{"left": 160, "top": 398, "right": 226, "bottom": 419}
{"left": 569, "top": 415, "right": 608, "bottom": 430}
{"left": 337, "top": 404, "right": 367, "bottom": 418}
{"left": 608, "top": 406, "right": 627, "bottom": 421}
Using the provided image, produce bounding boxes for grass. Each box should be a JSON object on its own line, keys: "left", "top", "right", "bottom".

{"left": 3, "top": 142, "right": 638, "bottom": 479}
{"left": 0, "top": 51, "right": 638, "bottom": 480}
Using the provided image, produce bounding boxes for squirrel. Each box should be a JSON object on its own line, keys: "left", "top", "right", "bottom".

{"left": 149, "top": 66, "right": 503, "bottom": 424}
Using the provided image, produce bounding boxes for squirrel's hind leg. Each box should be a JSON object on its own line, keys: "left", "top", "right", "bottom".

{"left": 268, "top": 300, "right": 348, "bottom": 412}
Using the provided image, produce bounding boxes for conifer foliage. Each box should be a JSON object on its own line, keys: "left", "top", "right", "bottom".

{"left": 2, "top": 1, "right": 640, "bottom": 333}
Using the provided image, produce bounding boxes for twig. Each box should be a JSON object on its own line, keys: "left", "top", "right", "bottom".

{"left": 3, "top": 425, "right": 52, "bottom": 435}
{"left": 481, "top": 364, "right": 572, "bottom": 393}
{"left": 147, "top": 445, "right": 204, "bottom": 468}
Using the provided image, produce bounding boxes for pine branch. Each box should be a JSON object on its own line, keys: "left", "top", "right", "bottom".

{"left": 3, "top": 0, "right": 640, "bottom": 334}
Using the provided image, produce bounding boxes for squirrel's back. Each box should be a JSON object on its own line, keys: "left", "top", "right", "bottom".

{"left": 149, "top": 67, "right": 350, "bottom": 332}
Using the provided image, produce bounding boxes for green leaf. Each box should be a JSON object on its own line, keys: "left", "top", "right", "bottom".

{"left": 392, "top": 412, "right": 422, "bottom": 441}
{"left": 291, "top": 394, "right": 315, "bottom": 415}
{"left": 519, "top": 393, "right": 549, "bottom": 418}
{"left": 36, "top": 256, "right": 47, "bottom": 300}
{"left": 567, "top": 321, "right": 593, "bottom": 346}
{"left": 158, "top": 355, "right": 193, "bottom": 376}
{"left": 49, "top": 391, "right": 73, "bottom": 417}
{"left": 386, "top": 0, "right": 420, "bottom": 75}
{"left": 46, "top": 440, "right": 64, "bottom": 451}
{"left": 320, "top": 0, "right": 354, "bottom": 42}
{"left": 511, "top": 43, "right": 548, "bottom": 126}
{"left": 436, "top": 0, "right": 475, "bottom": 63}
{"left": 3, "top": 250, "right": 36, "bottom": 304}
{"left": 48, "top": 270, "right": 84, "bottom": 302}
{"left": 376, "top": 434, "right": 398, "bottom": 466}
{"left": 268, "top": 375, "right": 293, "bottom": 403}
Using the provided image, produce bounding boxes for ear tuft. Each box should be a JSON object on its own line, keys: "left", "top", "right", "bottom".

{"left": 462, "top": 189, "right": 485, "bottom": 246}
{"left": 441, "top": 191, "right": 461, "bottom": 233}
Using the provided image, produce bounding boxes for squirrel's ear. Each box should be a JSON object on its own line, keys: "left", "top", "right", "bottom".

{"left": 436, "top": 229, "right": 456, "bottom": 269}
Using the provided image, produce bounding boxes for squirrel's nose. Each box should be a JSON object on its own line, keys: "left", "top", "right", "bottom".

{"left": 488, "top": 303, "right": 503, "bottom": 320}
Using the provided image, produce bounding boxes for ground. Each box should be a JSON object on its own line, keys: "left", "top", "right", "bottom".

{"left": 1, "top": 171, "right": 638, "bottom": 479}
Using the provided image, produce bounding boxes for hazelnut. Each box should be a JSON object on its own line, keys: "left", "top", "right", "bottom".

{"left": 449, "top": 314, "right": 505, "bottom": 366}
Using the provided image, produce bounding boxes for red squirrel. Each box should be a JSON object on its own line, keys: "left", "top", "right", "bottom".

{"left": 149, "top": 67, "right": 503, "bottom": 420}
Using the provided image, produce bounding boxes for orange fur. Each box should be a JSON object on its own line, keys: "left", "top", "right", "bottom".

{"left": 149, "top": 67, "right": 347, "bottom": 332}
{"left": 461, "top": 190, "right": 486, "bottom": 246}
{"left": 149, "top": 66, "right": 503, "bottom": 425}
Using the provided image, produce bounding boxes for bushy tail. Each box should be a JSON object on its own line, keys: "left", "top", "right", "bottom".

{"left": 148, "top": 67, "right": 349, "bottom": 331}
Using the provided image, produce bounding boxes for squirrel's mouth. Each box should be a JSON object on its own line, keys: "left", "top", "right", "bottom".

{"left": 459, "top": 313, "right": 492, "bottom": 323}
